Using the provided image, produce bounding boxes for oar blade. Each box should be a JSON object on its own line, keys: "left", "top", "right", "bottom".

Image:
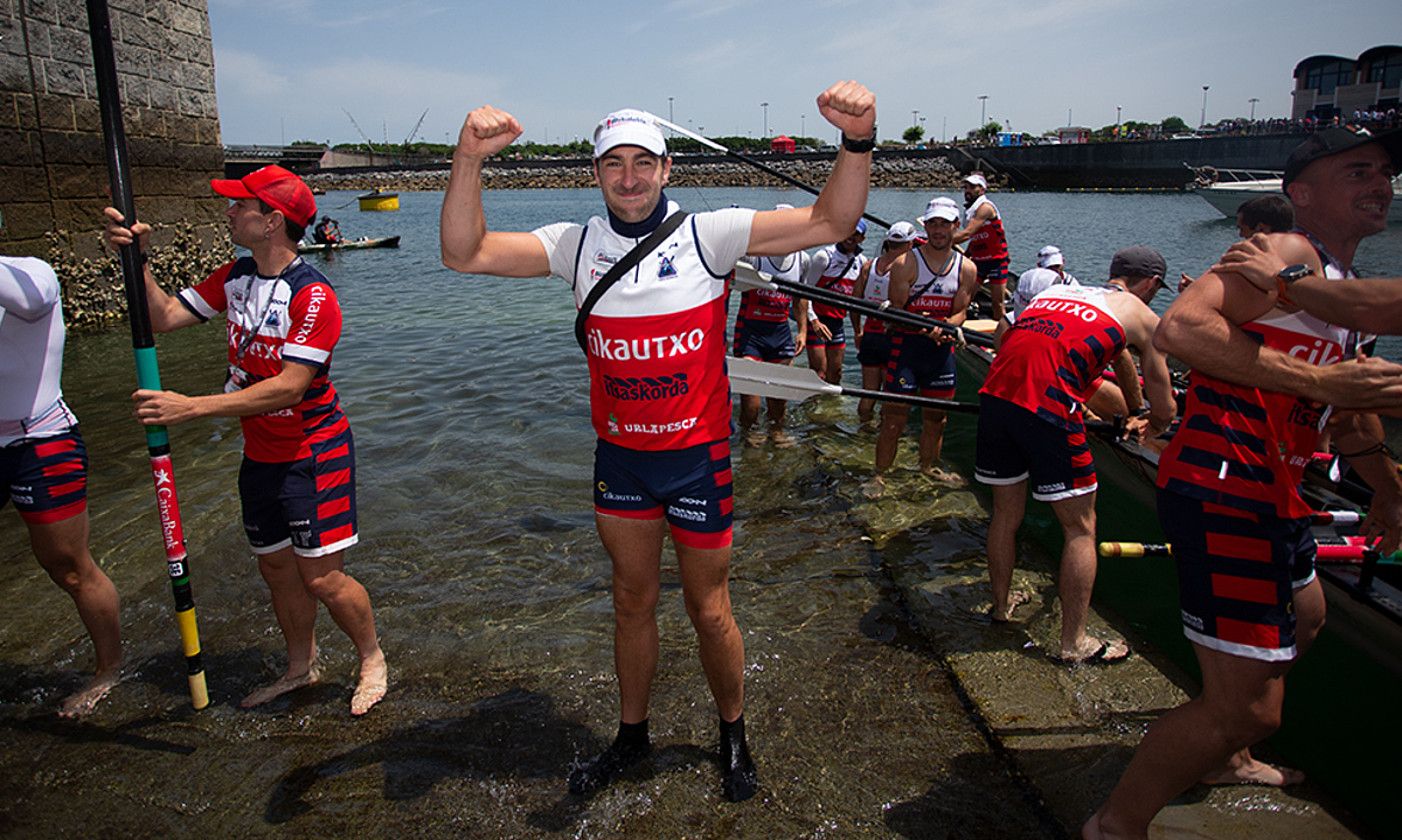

{"left": 734, "top": 261, "right": 777, "bottom": 293}
{"left": 728, "top": 357, "right": 839, "bottom": 402}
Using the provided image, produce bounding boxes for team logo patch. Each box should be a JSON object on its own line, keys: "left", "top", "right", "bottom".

{"left": 657, "top": 255, "right": 677, "bottom": 278}
{"left": 607, "top": 413, "right": 621, "bottom": 436}
{"left": 266, "top": 310, "right": 280, "bottom": 328}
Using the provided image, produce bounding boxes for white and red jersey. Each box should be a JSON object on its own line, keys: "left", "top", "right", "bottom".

{"left": 805, "top": 245, "right": 866, "bottom": 320}
{"left": 904, "top": 248, "right": 963, "bottom": 322}
{"left": 861, "top": 255, "right": 895, "bottom": 335}
{"left": 0, "top": 257, "right": 77, "bottom": 445}
{"left": 178, "top": 256, "right": 350, "bottom": 463}
{"left": 534, "top": 203, "right": 755, "bottom": 452}
{"left": 981, "top": 285, "right": 1127, "bottom": 428}
{"left": 964, "top": 195, "right": 1009, "bottom": 263}
{"left": 736, "top": 252, "right": 805, "bottom": 323}
{"left": 1158, "top": 263, "right": 1354, "bottom": 518}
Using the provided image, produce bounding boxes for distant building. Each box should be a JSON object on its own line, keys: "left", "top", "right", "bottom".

{"left": 1057, "top": 126, "right": 1091, "bottom": 145}
{"left": 1292, "top": 45, "right": 1402, "bottom": 121}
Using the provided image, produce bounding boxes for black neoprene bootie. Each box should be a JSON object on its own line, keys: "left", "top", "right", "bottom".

{"left": 568, "top": 719, "right": 651, "bottom": 796}
{"left": 719, "top": 713, "right": 758, "bottom": 802}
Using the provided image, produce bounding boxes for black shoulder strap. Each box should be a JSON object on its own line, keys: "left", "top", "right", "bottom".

{"left": 574, "top": 211, "right": 690, "bottom": 352}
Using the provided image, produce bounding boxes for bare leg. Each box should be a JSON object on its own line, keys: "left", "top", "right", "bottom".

{"left": 858, "top": 363, "right": 883, "bottom": 426}
{"left": 29, "top": 511, "right": 122, "bottom": 718}
{"left": 918, "top": 407, "right": 964, "bottom": 485}
{"left": 596, "top": 514, "right": 666, "bottom": 724}
{"left": 738, "top": 393, "right": 765, "bottom": 446}
{"left": 676, "top": 540, "right": 744, "bottom": 721}
{"left": 242, "top": 546, "right": 320, "bottom": 708}
{"left": 823, "top": 344, "right": 845, "bottom": 385}
{"left": 1087, "top": 643, "right": 1292, "bottom": 839}
{"left": 765, "top": 397, "right": 794, "bottom": 447}
{"left": 1048, "top": 491, "right": 1122, "bottom": 660}
{"left": 298, "top": 550, "right": 387, "bottom": 715}
{"left": 988, "top": 281, "right": 1007, "bottom": 322}
{"left": 987, "top": 481, "right": 1027, "bottom": 621}
{"left": 867, "top": 402, "right": 910, "bottom": 498}
{"left": 806, "top": 343, "right": 828, "bottom": 382}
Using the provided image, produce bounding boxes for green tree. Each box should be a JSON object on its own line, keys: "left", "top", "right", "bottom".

{"left": 1161, "top": 115, "right": 1190, "bottom": 133}
{"left": 902, "top": 125, "right": 925, "bottom": 144}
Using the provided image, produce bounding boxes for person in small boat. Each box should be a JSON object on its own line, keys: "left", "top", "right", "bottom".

{"left": 801, "top": 219, "right": 867, "bottom": 385}
{"left": 953, "top": 172, "right": 1011, "bottom": 321}
{"left": 312, "top": 216, "right": 342, "bottom": 245}
{"left": 734, "top": 203, "right": 810, "bottom": 448}
{"left": 975, "top": 245, "right": 1174, "bottom": 660}
{"left": 998, "top": 245, "right": 1079, "bottom": 340}
{"left": 100, "top": 165, "right": 388, "bottom": 718}
{"left": 1084, "top": 127, "right": 1402, "bottom": 840}
{"left": 1, "top": 252, "right": 123, "bottom": 718}
{"left": 851, "top": 221, "right": 919, "bottom": 427}
{"left": 865, "top": 198, "right": 978, "bottom": 496}
{"left": 440, "top": 81, "right": 877, "bottom": 803}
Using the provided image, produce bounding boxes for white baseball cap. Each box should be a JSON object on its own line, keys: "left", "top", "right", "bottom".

{"left": 884, "top": 221, "right": 919, "bottom": 243}
{"left": 918, "top": 197, "right": 960, "bottom": 223}
{"left": 1036, "top": 245, "right": 1064, "bottom": 268}
{"left": 593, "top": 109, "right": 666, "bottom": 158}
{"left": 963, "top": 172, "right": 989, "bottom": 189}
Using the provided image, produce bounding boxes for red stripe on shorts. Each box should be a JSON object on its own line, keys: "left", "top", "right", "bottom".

{"left": 714, "top": 468, "right": 733, "bottom": 487}
{"left": 316, "top": 443, "right": 350, "bottom": 462}
{"left": 315, "top": 468, "right": 352, "bottom": 492}
{"left": 320, "top": 523, "right": 355, "bottom": 545}
{"left": 671, "top": 525, "right": 732, "bottom": 550}
{"left": 1203, "top": 502, "right": 1256, "bottom": 520}
{"left": 42, "top": 460, "right": 83, "bottom": 477}
{"left": 719, "top": 496, "right": 734, "bottom": 515}
{"left": 47, "top": 477, "right": 86, "bottom": 498}
{"left": 1206, "top": 532, "right": 1271, "bottom": 562}
{"left": 595, "top": 505, "right": 665, "bottom": 521}
{"left": 1215, "top": 615, "right": 1281, "bottom": 650}
{"left": 1210, "top": 573, "right": 1277, "bottom": 605}
{"left": 32, "top": 438, "right": 76, "bottom": 458}
{"left": 19, "top": 498, "right": 86, "bottom": 525}
{"left": 317, "top": 496, "right": 351, "bottom": 519}
{"left": 708, "top": 441, "right": 730, "bottom": 461}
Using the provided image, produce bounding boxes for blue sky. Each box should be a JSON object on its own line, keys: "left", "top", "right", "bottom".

{"left": 208, "top": 0, "right": 1397, "bottom": 146}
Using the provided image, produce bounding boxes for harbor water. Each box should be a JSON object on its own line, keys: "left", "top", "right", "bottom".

{"left": 1, "top": 187, "right": 1399, "bottom": 836}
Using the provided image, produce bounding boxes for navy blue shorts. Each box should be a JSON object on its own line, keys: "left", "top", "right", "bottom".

{"left": 885, "top": 333, "right": 956, "bottom": 398}
{"left": 1158, "top": 488, "right": 1314, "bottom": 662}
{"left": 238, "top": 428, "right": 358, "bottom": 558}
{"left": 594, "top": 437, "right": 733, "bottom": 549}
{"left": 734, "top": 318, "right": 796, "bottom": 361}
{"left": 1, "top": 429, "right": 88, "bottom": 525}
{"left": 974, "top": 394, "right": 1096, "bottom": 501}
{"left": 973, "top": 257, "right": 1010, "bottom": 285}
{"left": 807, "top": 314, "right": 847, "bottom": 348}
{"left": 857, "top": 331, "right": 893, "bottom": 367}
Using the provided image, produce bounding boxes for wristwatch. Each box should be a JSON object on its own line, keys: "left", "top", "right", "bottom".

{"left": 841, "top": 133, "right": 875, "bottom": 153}
{"left": 1275, "top": 263, "right": 1313, "bottom": 305}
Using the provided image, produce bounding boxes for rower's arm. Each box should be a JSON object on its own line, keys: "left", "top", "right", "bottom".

{"left": 885, "top": 253, "right": 915, "bottom": 309}
{"left": 1110, "top": 350, "right": 1144, "bottom": 413}
{"left": 1332, "top": 411, "right": 1402, "bottom": 553}
{"left": 946, "top": 256, "right": 979, "bottom": 327}
{"left": 952, "top": 206, "right": 988, "bottom": 245}
{"left": 440, "top": 106, "right": 550, "bottom": 278}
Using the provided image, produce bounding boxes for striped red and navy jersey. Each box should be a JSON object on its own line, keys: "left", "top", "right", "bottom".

{"left": 980, "top": 285, "right": 1127, "bottom": 430}
{"left": 964, "top": 195, "right": 1009, "bottom": 263}
{"left": 809, "top": 245, "right": 865, "bottom": 320}
{"left": 736, "top": 253, "right": 802, "bottom": 323}
{"left": 1157, "top": 306, "right": 1352, "bottom": 518}
{"left": 178, "top": 257, "right": 350, "bottom": 463}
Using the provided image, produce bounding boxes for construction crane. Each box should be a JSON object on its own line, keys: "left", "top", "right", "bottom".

{"left": 401, "top": 108, "right": 429, "bottom": 154}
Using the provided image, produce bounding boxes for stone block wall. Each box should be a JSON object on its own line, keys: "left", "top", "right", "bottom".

{"left": 1, "top": 0, "right": 229, "bottom": 328}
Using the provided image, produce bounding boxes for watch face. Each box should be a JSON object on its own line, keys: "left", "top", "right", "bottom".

{"left": 1280, "top": 263, "right": 1313, "bottom": 282}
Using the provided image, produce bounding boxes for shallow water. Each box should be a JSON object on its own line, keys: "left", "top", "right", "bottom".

{"left": 1, "top": 187, "right": 1398, "bottom": 835}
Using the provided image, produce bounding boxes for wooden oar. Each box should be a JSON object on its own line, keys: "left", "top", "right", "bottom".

{"left": 648, "top": 115, "right": 895, "bottom": 232}
{"left": 728, "top": 357, "right": 980, "bottom": 414}
{"left": 1100, "top": 538, "right": 1400, "bottom": 563}
{"left": 734, "top": 261, "right": 995, "bottom": 349}
{"left": 86, "top": 0, "right": 208, "bottom": 709}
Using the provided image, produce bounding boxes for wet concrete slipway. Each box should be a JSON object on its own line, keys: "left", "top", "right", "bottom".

{"left": 2, "top": 188, "right": 1390, "bottom": 837}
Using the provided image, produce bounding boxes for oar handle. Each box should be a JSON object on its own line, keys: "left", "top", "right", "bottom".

{"left": 841, "top": 384, "right": 981, "bottom": 415}
{"left": 1099, "top": 542, "right": 1172, "bottom": 557}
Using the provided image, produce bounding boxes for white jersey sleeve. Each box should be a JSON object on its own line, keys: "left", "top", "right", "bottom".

{"left": 803, "top": 248, "right": 831, "bottom": 285}
{"left": 531, "top": 222, "right": 586, "bottom": 285}
{"left": 691, "top": 207, "right": 756, "bottom": 274}
{"left": 0, "top": 256, "right": 60, "bottom": 320}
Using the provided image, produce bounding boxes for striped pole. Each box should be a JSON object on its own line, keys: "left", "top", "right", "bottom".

{"left": 86, "top": 0, "right": 208, "bottom": 709}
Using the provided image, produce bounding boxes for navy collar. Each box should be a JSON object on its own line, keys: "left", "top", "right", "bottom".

{"left": 607, "top": 191, "right": 670, "bottom": 238}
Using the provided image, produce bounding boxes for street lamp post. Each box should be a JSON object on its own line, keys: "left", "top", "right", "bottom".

{"left": 668, "top": 96, "right": 674, "bottom": 123}
{"left": 1201, "top": 85, "right": 1210, "bottom": 128}
{"left": 912, "top": 109, "right": 919, "bottom": 128}
{"left": 1116, "top": 104, "right": 1122, "bottom": 136}
{"left": 761, "top": 101, "right": 769, "bottom": 137}
{"left": 1249, "top": 97, "right": 1259, "bottom": 121}
{"left": 800, "top": 113, "right": 805, "bottom": 139}
{"left": 978, "top": 95, "right": 988, "bottom": 127}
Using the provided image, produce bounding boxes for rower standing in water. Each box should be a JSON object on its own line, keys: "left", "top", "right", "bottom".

{"left": 802, "top": 220, "right": 867, "bottom": 385}
{"left": 735, "top": 204, "right": 810, "bottom": 448}
{"left": 101, "top": 166, "right": 389, "bottom": 716}
{"left": 1, "top": 252, "right": 123, "bottom": 717}
{"left": 866, "top": 198, "right": 977, "bottom": 497}
{"left": 852, "top": 221, "right": 919, "bottom": 428}
{"left": 953, "top": 172, "right": 1011, "bottom": 322}
{"left": 440, "top": 81, "right": 877, "bottom": 801}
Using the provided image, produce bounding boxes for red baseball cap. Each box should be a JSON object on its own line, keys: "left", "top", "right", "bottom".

{"left": 210, "top": 165, "right": 317, "bottom": 227}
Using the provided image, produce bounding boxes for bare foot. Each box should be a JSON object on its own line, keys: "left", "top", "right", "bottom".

{"left": 991, "top": 590, "right": 1031, "bottom": 623}
{"left": 1057, "top": 636, "right": 1131, "bottom": 664}
{"left": 1201, "top": 757, "right": 1305, "bottom": 787}
{"left": 743, "top": 428, "right": 766, "bottom": 447}
{"left": 768, "top": 429, "right": 796, "bottom": 449}
{"left": 351, "top": 648, "right": 388, "bottom": 716}
{"left": 862, "top": 475, "right": 885, "bottom": 499}
{"left": 58, "top": 669, "right": 121, "bottom": 718}
{"left": 240, "top": 660, "right": 321, "bottom": 709}
{"left": 922, "top": 466, "right": 967, "bottom": 487}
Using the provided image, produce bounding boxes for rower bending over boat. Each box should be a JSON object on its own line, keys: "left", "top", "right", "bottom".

{"left": 1085, "top": 126, "right": 1402, "bottom": 840}
{"left": 440, "top": 81, "right": 877, "bottom": 803}
{"left": 975, "top": 246, "right": 1174, "bottom": 660}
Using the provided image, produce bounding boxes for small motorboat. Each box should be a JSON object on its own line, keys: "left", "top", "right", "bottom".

{"left": 298, "top": 235, "right": 401, "bottom": 254}
{"left": 1187, "top": 164, "right": 1402, "bottom": 223}
{"left": 357, "top": 190, "right": 400, "bottom": 211}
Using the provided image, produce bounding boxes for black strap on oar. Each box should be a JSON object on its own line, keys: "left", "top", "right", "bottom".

{"left": 86, "top": 0, "right": 208, "bottom": 709}
{"left": 573, "top": 211, "right": 689, "bottom": 353}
